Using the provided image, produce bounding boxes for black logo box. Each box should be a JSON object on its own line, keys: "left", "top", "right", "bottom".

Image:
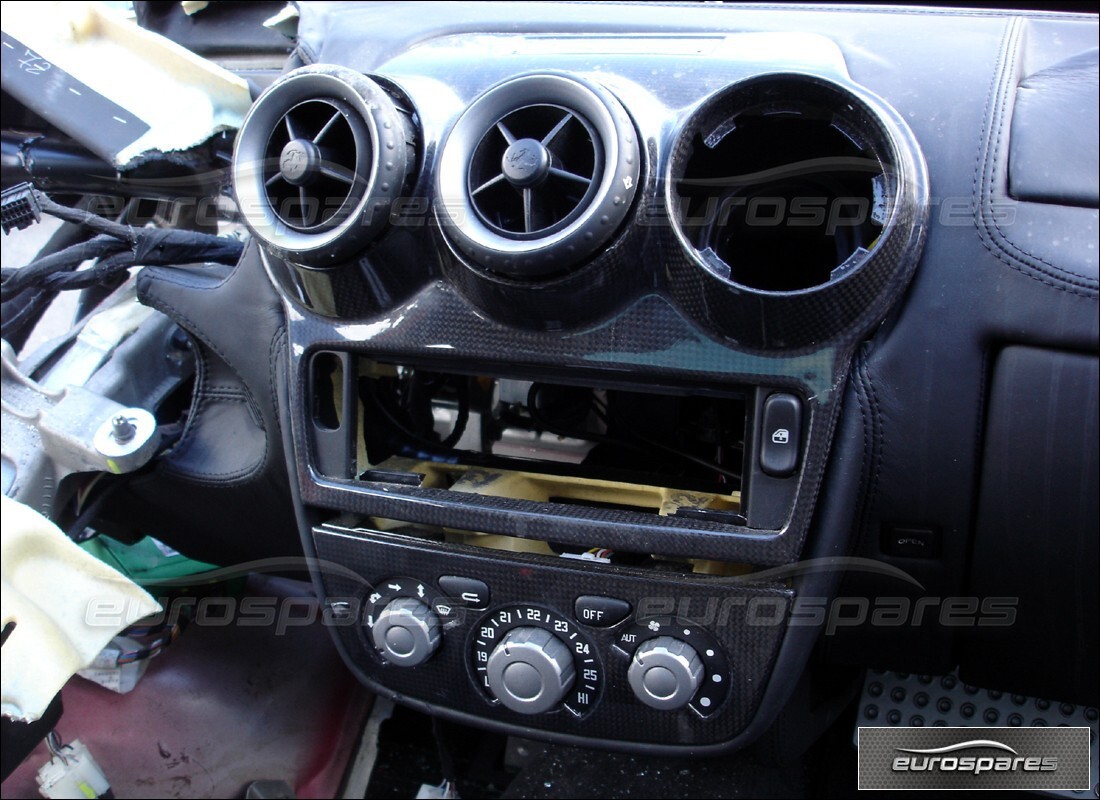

{"left": 858, "top": 726, "right": 1091, "bottom": 791}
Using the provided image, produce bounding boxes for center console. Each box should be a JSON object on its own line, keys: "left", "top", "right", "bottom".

{"left": 232, "top": 25, "right": 928, "bottom": 752}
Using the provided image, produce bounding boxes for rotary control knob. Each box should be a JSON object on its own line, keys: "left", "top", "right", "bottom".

{"left": 628, "top": 636, "right": 704, "bottom": 710}
{"left": 371, "top": 597, "right": 441, "bottom": 667}
{"left": 485, "top": 627, "right": 576, "bottom": 714}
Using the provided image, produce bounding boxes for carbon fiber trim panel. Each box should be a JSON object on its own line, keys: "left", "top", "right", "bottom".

{"left": 312, "top": 523, "right": 793, "bottom": 748}
{"left": 285, "top": 290, "right": 844, "bottom": 566}
{"left": 264, "top": 33, "right": 927, "bottom": 568}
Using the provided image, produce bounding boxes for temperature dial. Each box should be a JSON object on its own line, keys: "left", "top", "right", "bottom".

{"left": 486, "top": 627, "right": 575, "bottom": 714}
{"left": 471, "top": 605, "right": 602, "bottom": 715}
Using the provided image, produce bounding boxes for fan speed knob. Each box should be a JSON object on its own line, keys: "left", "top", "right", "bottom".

{"left": 627, "top": 636, "right": 703, "bottom": 710}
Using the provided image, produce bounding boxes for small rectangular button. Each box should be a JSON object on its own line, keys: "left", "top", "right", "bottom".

{"left": 881, "top": 525, "right": 941, "bottom": 559}
{"left": 438, "top": 575, "right": 490, "bottom": 609}
{"left": 760, "top": 393, "right": 802, "bottom": 477}
{"left": 575, "top": 596, "right": 631, "bottom": 628}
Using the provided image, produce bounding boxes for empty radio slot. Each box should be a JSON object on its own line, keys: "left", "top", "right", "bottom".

{"left": 356, "top": 361, "right": 746, "bottom": 497}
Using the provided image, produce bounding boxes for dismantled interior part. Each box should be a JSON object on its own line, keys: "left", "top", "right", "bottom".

{"left": 673, "top": 88, "right": 886, "bottom": 292}
{"left": 366, "top": 461, "right": 741, "bottom": 520}
{"left": 0, "top": 187, "right": 243, "bottom": 306}
{"left": 0, "top": 181, "right": 40, "bottom": 234}
{"left": 371, "top": 516, "right": 752, "bottom": 578}
{"left": 1, "top": 337, "right": 161, "bottom": 508}
{"left": 435, "top": 73, "right": 640, "bottom": 278}
{"left": 132, "top": 0, "right": 296, "bottom": 62}
{"left": 0, "top": 1, "right": 251, "bottom": 166}
{"left": 349, "top": 361, "right": 745, "bottom": 497}
{"left": 35, "top": 735, "right": 111, "bottom": 800}
{"left": 92, "top": 241, "right": 301, "bottom": 567}
{"left": 232, "top": 64, "right": 416, "bottom": 266}
{"left": 0, "top": 494, "right": 160, "bottom": 722}
{"left": 0, "top": 132, "right": 229, "bottom": 200}
{"left": 1, "top": 574, "right": 371, "bottom": 798}
{"left": 0, "top": 692, "right": 61, "bottom": 783}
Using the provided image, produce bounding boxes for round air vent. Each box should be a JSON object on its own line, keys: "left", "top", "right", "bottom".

{"left": 233, "top": 65, "right": 415, "bottom": 267}
{"left": 436, "top": 74, "right": 641, "bottom": 279}
{"left": 664, "top": 73, "right": 928, "bottom": 349}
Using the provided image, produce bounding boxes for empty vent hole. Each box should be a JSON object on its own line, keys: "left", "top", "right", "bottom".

{"left": 676, "top": 111, "right": 885, "bottom": 292}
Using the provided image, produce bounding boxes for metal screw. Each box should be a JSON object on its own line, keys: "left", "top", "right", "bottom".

{"left": 111, "top": 414, "right": 136, "bottom": 443}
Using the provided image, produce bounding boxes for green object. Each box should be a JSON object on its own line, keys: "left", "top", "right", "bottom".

{"left": 81, "top": 535, "right": 218, "bottom": 585}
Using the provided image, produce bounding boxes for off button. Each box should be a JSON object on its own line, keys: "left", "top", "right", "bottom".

{"left": 575, "top": 596, "right": 631, "bottom": 628}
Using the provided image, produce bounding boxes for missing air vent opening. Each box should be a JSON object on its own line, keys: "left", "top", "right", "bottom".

{"left": 671, "top": 76, "right": 892, "bottom": 292}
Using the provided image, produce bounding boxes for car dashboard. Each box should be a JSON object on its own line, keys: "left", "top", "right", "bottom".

{"left": 171, "top": 0, "right": 1100, "bottom": 756}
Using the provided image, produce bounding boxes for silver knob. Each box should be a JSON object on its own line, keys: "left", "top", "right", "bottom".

{"left": 372, "top": 597, "right": 441, "bottom": 666}
{"left": 486, "top": 627, "right": 575, "bottom": 714}
{"left": 628, "top": 636, "right": 703, "bottom": 710}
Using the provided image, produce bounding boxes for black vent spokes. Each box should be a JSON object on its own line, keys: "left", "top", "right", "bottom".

{"left": 467, "top": 104, "right": 602, "bottom": 238}
{"left": 434, "top": 73, "right": 640, "bottom": 278}
{"left": 233, "top": 65, "right": 414, "bottom": 266}
{"left": 262, "top": 99, "right": 368, "bottom": 231}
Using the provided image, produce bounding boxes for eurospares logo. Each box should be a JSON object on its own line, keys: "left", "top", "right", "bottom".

{"left": 893, "top": 739, "right": 1057, "bottom": 774}
{"left": 858, "top": 727, "right": 1090, "bottom": 790}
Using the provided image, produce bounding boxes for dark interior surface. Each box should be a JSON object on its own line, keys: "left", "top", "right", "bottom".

{"left": 263, "top": 0, "right": 1098, "bottom": 755}
{"left": 6, "top": 2, "right": 1092, "bottom": 791}
{"left": 675, "top": 111, "right": 884, "bottom": 292}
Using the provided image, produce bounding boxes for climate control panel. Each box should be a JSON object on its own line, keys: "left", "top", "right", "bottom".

{"left": 313, "top": 522, "right": 793, "bottom": 751}
{"left": 361, "top": 572, "right": 729, "bottom": 721}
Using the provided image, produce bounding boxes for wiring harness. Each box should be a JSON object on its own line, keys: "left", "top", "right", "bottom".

{"left": 1, "top": 183, "right": 243, "bottom": 343}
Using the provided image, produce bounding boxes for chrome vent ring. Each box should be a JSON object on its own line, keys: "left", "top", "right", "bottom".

{"left": 233, "top": 65, "right": 415, "bottom": 267}
{"left": 436, "top": 74, "right": 641, "bottom": 279}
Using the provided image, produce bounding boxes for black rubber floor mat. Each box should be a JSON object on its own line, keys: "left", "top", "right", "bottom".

{"left": 365, "top": 706, "right": 510, "bottom": 799}
{"left": 502, "top": 743, "right": 808, "bottom": 799}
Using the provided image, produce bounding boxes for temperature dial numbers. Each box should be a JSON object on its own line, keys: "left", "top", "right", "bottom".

{"left": 471, "top": 605, "right": 603, "bottom": 716}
